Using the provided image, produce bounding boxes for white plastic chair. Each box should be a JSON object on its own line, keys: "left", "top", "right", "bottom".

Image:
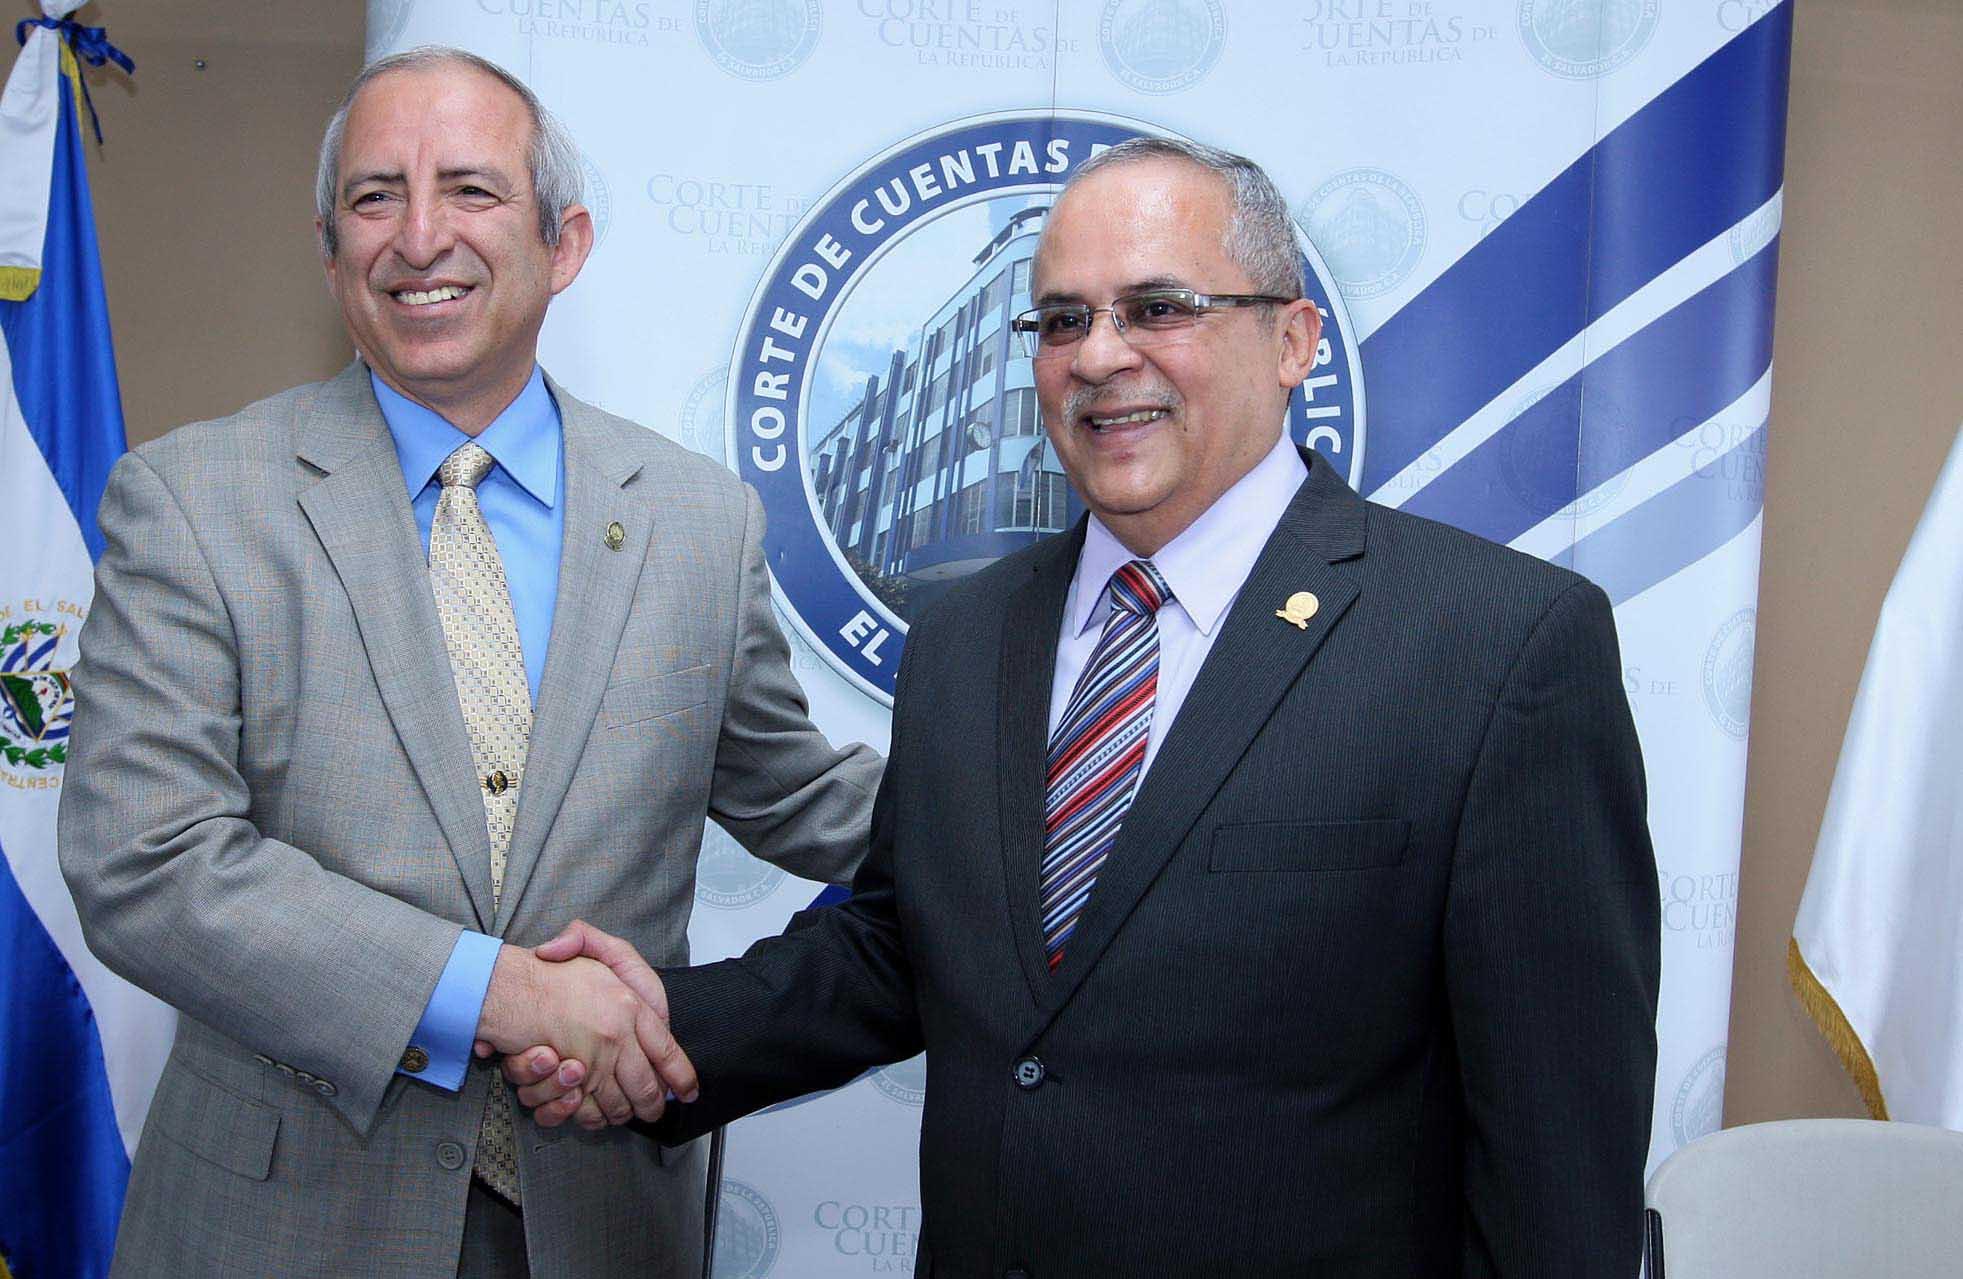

{"left": 1643, "top": 1119, "right": 1963, "bottom": 1278}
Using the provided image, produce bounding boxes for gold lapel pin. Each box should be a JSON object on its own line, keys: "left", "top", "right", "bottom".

{"left": 1275, "top": 591, "right": 1320, "bottom": 629}
{"left": 604, "top": 521, "right": 626, "bottom": 551}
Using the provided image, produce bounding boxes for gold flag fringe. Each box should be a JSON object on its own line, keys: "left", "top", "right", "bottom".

{"left": 1788, "top": 937, "right": 1889, "bottom": 1120}
{"left": 0, "top": 267, "right": 39, "bottom": 302}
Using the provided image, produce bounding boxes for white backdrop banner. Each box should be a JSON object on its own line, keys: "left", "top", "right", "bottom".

{"left": 370, "top": 3, "right": 1791, "bottom": 1273}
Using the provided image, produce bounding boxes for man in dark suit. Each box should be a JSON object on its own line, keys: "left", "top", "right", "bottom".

{"left": 517, "top": 137, "right": 1660, "bottom": 1277}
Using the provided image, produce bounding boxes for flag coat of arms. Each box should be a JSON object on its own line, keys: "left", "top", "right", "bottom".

{"left": 1, "top": 7, "right": 166, "bottom": 1277}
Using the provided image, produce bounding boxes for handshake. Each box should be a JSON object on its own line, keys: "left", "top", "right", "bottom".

{"left": 470, "top": 920, "right": 693, "bottom": 1131}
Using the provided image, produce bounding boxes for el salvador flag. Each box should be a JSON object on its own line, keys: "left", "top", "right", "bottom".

{"left": 1, "top": 10, "right": 168, "bottom": 1277}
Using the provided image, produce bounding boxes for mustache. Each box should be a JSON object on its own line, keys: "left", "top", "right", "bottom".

{"left": 1063, "top": 386, "right": 1180, "bottom": 422}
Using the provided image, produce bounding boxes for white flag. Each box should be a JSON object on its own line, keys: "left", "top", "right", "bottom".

{"left": 1792, "top": 424, "right": 1963, "bottom": 1128}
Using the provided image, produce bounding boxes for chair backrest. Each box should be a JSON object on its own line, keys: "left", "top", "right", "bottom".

{"left": 1644, "top": 1119, "right": 1963, "bottom": 1278}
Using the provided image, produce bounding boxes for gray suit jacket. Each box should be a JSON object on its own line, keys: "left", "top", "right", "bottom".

{"left": 58, "top": 363, "right": 880, "bottom": 1277}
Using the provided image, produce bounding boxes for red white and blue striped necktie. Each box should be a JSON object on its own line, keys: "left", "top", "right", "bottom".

{"left": 1041, "top": 558, "right": 1172, "bottom": 971}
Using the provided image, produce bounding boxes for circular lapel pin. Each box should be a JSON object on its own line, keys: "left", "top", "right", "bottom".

{"left": 604, "top": 521, "right": 626, "bottom": 551}
{"left": 1275, "top": 591, "right": 1320, "bottom": 630}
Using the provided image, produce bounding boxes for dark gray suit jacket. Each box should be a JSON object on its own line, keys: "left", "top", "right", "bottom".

{"left": 58, "top": 364, "right": 880, "bottom": 1277}
{"left": 658, "top": 448, "right": 1660, "bottom": 1277}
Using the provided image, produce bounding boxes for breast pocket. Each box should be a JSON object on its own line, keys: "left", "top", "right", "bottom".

{"left": 1207, "top": 818, "right": 1410, "bottom": 873}
{"left": 602, "top": 663, "right": 713, "bottom": 730}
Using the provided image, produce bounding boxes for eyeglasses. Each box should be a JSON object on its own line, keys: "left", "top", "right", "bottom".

{"left": 1010, "top": 288, "right": 1294, "bottom": 359}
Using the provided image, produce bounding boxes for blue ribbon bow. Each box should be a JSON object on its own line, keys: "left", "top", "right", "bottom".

{"left": 16, "top": 17, "right": 136, "bottom": 145}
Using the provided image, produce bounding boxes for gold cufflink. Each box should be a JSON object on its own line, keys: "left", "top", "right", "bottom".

{"left": 1275, "top": 592, "right": 1320, "bottom": 629}
{"left": 605, "top": 521, "right": 625, "bottom": 550}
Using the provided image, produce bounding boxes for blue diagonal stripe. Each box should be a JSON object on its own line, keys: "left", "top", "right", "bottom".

{"left": 1357, "top": 3, "right": 1792, "bottom": 494}
{"left": 1398, "top": 237, "right": 1779, "bottom": 546}
{"left": 1563, "top": 420, "right": 1769, "bottom": 606}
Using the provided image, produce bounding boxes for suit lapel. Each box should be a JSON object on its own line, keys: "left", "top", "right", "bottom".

{"left": 997, "top": 525, "right": 1085, "bottom": 1009}
{"left": 495, "top": 383, "right": 653, "bottom": 930}
{"left": 1040, "top": 450, "right": 1368, "bottom": 1016}
{"left": 294, "top": 365, "right": 497, "bottom": 929}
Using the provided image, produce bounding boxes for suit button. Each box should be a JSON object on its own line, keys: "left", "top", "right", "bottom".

{"left": 401, "top": 1046, "right": 431, "bottom": 1073}
{"left": 314, "top": 1079, "right": 338, "bottom": 1097}
{"left": 1012, "top": 1057, "right": 1044, "bottom": 1090}
{"left": 253, "top": 1053, "right": 274, "bottom": 1068}
{"left": 436, "top": 1141, "right": 466, "bottom": 1171}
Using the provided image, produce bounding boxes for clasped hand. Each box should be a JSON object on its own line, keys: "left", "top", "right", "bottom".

{"left": 472, "top": 921, "right": 691, "bottom": 1131}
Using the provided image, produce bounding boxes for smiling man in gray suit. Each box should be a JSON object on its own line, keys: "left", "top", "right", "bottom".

{"left": 56, "top": 47, "right": 876, "bottom": 1278}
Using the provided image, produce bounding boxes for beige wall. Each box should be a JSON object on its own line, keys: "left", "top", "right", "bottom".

{"left": 1726, "top": 0, "right": 1963, "bottom": 1124}
{"left": 62, "top": 1, "right": 1963, "bottom": 1125}
{"left": 75, "top": 2, "right": 360, "bottom": 447}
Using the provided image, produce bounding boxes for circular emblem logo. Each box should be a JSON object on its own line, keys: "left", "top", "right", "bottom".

{"left": 1517, "top": 0, "right": 1661, "bottom": 80}
{"left": 712, "top": 1178, "right": 781, "bottom": 1278}
{"left": 727, "top": 110, "right": 1366, "bottom": 704}
{"left": 1702, "top": 608, "right": 1756, "bottom": 739}
{"left": 1498, "top": 383, "right": 1633, "bottom": 526}
{"left": 679, "top": 365, "right": 733, "bottom": 458}
{"left": 1672, "top": 1044, "right": 1728, "bottom": 1147}
{"left": 367, "top": 0, "right": 415, "bottom": 54}
{"left": 869, "top": 1052, "right": 927, "bottom": 1107}
{"left": 580, "top": 153, "right": 613, "bottom": 251}
{"left": 0, "top": 618, "right": 76, "bottom": 776}
{"left": 696, "top": 0, "right": 823, "bottom": 81}
{"left": 1098, "top": 0, "right": 1227, "bottom": 95}
{"left": 1303, "top": 167, "right": 1427, "bottom": 301}
{"left": 694, "top": 823, "right": 787, "bottom": 910}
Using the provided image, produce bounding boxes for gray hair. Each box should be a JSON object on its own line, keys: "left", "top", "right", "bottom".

{"left": 315, "top": 46, "right": 583, "bottom": 257}
{"left": 1042, "top": 136, "right": 1305, "bottom": 300}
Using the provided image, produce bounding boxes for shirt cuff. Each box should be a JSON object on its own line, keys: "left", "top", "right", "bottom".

{"left": 398, "top": 931, "right": 503, "bottom": 1091}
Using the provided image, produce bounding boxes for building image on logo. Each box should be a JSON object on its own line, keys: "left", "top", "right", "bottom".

{"left": 807, "top": 203, "right": 1079, "bottom": 624}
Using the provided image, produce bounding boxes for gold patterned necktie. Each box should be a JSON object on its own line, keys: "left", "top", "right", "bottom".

{"left": 429, "top": 441, "right": 530, "bottom": 1205}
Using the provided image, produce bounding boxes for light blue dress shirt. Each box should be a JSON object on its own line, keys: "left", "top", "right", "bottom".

{"left": 372, "top": 367, "right": 565, "bottom": 1090}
